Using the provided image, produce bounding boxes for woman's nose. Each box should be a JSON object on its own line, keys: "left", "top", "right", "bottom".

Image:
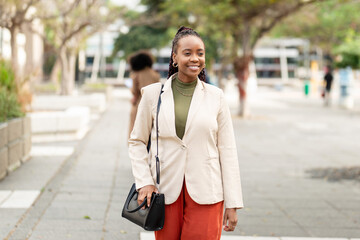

{"left": 190, "top": 54, "right": 198, "bottom": 62}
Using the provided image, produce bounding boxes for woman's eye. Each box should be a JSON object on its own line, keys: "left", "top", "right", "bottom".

{"left": 198, "top": 52, "right": 204, "bottom": 56}
{"left": 184, "top": 52, "right": 191, "bottom": 56}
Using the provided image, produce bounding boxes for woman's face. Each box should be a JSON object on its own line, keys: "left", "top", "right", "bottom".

{"left": 173, "top": 35, "right": 205, "bottom": 83}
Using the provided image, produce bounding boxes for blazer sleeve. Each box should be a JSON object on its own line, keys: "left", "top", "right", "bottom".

{"left": 217, "top": 91, "right": 244, "bottom": 209}
{"left": 128, "top": 86, "right": 156, "bottom": 190}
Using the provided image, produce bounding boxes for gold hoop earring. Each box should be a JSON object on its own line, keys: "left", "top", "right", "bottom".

{"left": 172, "top": 62, "right": 178, "bottom": 68}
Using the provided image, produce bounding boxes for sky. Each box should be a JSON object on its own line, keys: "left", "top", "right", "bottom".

{"left": 111, "top": 0, "right": 145, "bottom": 11}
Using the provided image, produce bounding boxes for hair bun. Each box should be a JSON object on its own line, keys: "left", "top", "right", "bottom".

{"left": 176, "top": 26, "right": 192, "bottom": 34}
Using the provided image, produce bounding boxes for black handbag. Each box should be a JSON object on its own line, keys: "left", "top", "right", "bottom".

{"left": 122, "top": 84, "right": 165, "bottom": 231}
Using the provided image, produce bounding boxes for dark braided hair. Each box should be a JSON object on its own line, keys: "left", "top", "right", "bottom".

{"left": 167, "top": 26, "right": 207, "bottom": 82}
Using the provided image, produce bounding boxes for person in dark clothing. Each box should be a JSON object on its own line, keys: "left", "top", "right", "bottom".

{"left": 323, "top": 66, "right": 333, "bottom": 106}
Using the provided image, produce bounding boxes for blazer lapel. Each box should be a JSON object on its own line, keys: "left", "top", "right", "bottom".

{"left": 184, "top": 79, "right": 204, "bottom": 137}
{"left": 159, "top": 77, "right": 176, "bottom": 137}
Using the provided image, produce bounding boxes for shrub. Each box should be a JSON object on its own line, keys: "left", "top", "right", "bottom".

{"left": 0, "top": 87, "right": 24, "bottom": 123}
{"left": 0, "top": 60, "right": 16, "bottom": 92}
{"left": 0, "top": 60, "right": 24, "bottom": 122}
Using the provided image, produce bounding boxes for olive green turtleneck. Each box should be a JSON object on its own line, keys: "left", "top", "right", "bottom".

{"left": 172, "top": 76, "right": 197, "bottom": 140}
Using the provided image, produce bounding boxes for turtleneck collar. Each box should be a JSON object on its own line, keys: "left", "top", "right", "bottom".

{"left": 174, "top": 75, "right": 197, "bottom": 89}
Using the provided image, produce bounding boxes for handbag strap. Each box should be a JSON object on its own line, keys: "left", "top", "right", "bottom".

{"left": 155, "top": 84, "right": 164, "bottom": 185}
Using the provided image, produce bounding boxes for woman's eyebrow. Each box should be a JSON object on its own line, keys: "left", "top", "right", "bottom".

{"left": 182, "top": 48, "right": 205, "bottom": 52}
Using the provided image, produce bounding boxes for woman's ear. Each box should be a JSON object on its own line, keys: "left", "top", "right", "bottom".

{"left": 172, "top": 52, "right": 177, "bottom": 65}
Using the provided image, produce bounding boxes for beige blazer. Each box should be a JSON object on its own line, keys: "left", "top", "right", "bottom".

{"left": 129, "top": 74, "right": 243, "bottom": 209}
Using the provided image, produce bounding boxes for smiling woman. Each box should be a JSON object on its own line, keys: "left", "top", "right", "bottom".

{"left": 128, "top": 27, "right": 244, "bottom": 240}
{"left": 167, "top": 27, "right": 207, "bottom": 83}
{"left": 172, "top": 35, "right": 205, "bottom": 83}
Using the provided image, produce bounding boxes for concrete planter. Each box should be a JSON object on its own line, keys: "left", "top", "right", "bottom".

{"left": 7, "top": 118, "right": 23, "bottom": 172}
{"left": 30, "top": 106, "right": 90, "bottom": 142}
{"left": 0, "top": 123, "right": 8, "bottom": 180}
{"left": 7, "top": 139, "right": 22, "bottom": 171}
{"left": 32, "top": 94, "right": 107, "bottom": 112}
{"left": 22, "top": 116, "right": 32, "bottom": 163}
{"left": 0, "top": 116, "right": 32, "bottom": 181}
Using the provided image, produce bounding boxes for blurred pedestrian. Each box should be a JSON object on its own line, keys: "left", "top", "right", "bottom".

{"left": 338, "top": 66, "right": 354, "bottom": 109}
{"left": 129, "top": 26, "right": 243, "bottom": 240}
{"left": 128, "top": 50, "right": 160, "bottom": 138}
{"left": 323, "top": 65, "right": 333, "bottom": 106}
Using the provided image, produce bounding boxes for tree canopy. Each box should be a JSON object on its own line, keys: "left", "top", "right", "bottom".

{"left": 112, "top": 25, "right": 171, "bottom": 59}
{"left": 271, "top": 0, "right": 360, "bottom": 68}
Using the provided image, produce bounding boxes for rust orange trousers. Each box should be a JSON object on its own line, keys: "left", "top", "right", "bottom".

{"left": 154, "top": 181, "right": 224, "bottom": 240}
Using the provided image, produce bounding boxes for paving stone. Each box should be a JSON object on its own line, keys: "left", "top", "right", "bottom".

{"left": 238, "top": 215, "right": 298, "bottom": 227}
{"left": 28, "top": 229, "right": 103, "bottom": 240}
{"left": 34, "top": 219, "right": 103, "bottom": 231}
{"left": 240, "top": 207, "right": 287, "bottom": 218}
{"left": 306, "top": 228, "right": 360, "bottom": 238}
{"left": 234, "top": 225, "right": 311, "bottom": 237}
{"left": 41, "top": 207, "right": 106, "bottom": 220}
{"left": 326, "top": 200, "right": 360, "bottom": 210}
{"left": 272, "top": 199, "right": 333, "bottom": 209}
{"left": 282, "top": 209, "right": 346, "bottom": 218}
{"left": 293, "top": 216, "right": 360, "bottom": 228}
{"left": 282, "top": 238, "right": 347, "bottom": 240}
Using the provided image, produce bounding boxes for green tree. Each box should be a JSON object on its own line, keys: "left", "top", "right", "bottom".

{"left": 112, "top": 25, "right": 171, "bottom": 59}
{"left": 272, "top": 0, "right": 360, "bottom": 68}
{"left": 334, "top": 32, "right": 360, "bottom": 69}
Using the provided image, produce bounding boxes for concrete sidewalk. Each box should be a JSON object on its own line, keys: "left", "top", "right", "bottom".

{"left": 1, "top": 86, "right": 360, "bottom": 240}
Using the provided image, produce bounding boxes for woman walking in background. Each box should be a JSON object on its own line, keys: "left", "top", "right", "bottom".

{"left": 128, "top": 50, "right": 160, "bottom": 138}
{"left": 129, "top": 27, "right": 243, "bottom": 240}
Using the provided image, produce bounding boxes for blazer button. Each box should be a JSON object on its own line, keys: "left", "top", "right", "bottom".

{"left": 181, "top": 145, "right": 186, "bottom": 150}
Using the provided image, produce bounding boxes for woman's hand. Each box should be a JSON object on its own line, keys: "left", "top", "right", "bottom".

{"left": 137, "top": 185, "right": 158, "bottom": 209}
{"left": 223, "top": 208, "right": 238, "bottom": 231}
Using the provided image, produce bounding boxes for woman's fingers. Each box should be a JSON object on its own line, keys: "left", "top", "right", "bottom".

{"left": 137, "top": 185, "right": 158, "bottom": 209}
{"left": 147, "top": 192, "right": 152, "bottom": 207}
{"left": 137, "top": 192, "right": 145, "bottom": 208}
{"left": 223, "top": 208, "right": 238, "bottom": 232}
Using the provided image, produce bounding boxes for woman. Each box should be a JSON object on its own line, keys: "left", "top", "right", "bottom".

{"left": 128, "top": 50, "right": 160, "bottom": 138}
{"left": 129, "top": 27, "right": 243, "bottom": 240}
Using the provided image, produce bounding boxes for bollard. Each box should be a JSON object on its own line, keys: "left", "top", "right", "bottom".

{"left": 304, "top": 80, "right": 310, "bottom": 96}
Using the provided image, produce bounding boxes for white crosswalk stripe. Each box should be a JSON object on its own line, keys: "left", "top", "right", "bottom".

{"left": 30, "top": 146, "right": 75, "bottom": 157}
{"left": 0, "top": 190, "right": 40, "bottom": 208}
{"left": 140, "top": 232, "right": 358, "bottom": 240}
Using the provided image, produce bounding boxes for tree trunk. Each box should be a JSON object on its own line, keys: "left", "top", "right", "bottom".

{"left": 9, "top": 26, "right": 20, "bottom": 88}
{"left": 50, "top": 57, "right": 61, "bottom": 84}
{"left": 234, "top": 55, "right": 252, "bottom": 117}
{"left": 234, "top": 22, "right": 253, "bottom": 117}
{"left": 59, "top": 47, "right": 75, "bottom": 95}
{"left": 69, "top": 53, "right": 76, "bottom": 89}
